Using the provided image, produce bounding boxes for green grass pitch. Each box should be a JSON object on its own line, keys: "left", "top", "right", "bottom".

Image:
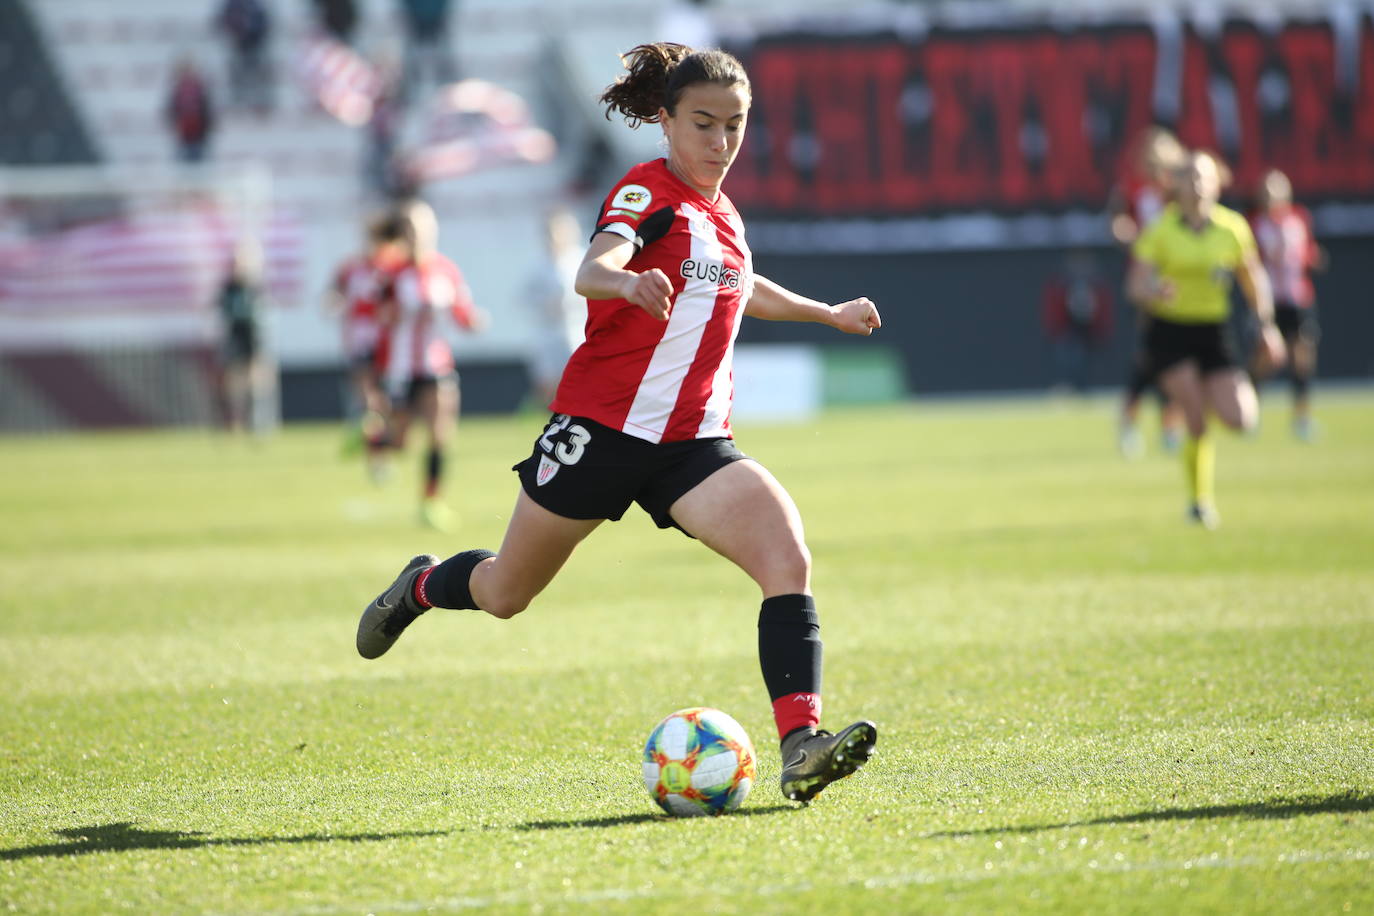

{"left": 2, "top": 393, "right": 1371, "bottom": 914}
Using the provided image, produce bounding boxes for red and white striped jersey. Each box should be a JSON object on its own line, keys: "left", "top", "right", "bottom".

{"left": 551, "top": 159, "right": 754, "bottom": 444}
{"left": 1252, "top": 205, "right": 1318, "bottom": 308}
{"left": 377, "top": 252, "right": 477, "bottom": 395}
{"left": 333, "top": 250, "right": 404, "bottom": 359}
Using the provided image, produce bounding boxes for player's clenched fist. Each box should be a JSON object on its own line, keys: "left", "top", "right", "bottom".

{"left": 832, "top": 297, "right": 881, "bottom": 336}
{"left": 620, "top": 268, "right": 675, "bottom": 320}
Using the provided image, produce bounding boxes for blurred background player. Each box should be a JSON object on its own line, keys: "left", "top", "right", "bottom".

{"left": 1127, "top": 150, "right": 1285, "bottom": 529}
{"left": 520, "top": 205, "right": 586, "bottom": 408}
{"left": 1249, "top": 168, "right": 1328, "bottom": 441}
{"left": 1108, "top": 125, "right": 1187, "bottom": 458}
{"left": 1041, "top": 249, "right": 1113, "bottom": 395}
{"left": 376, "top": 199, "right": 486, "bottom": 529}
{"left": 327, "top": 212, "right": 408, "bottom": 476}
{"left": 216, "top": 238, "right": 275, "bottom": 435}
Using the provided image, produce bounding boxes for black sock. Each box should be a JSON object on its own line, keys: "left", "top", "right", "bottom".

{"left": 425, "top": 447, "right": 444, "bottom": 495}
{"left": 419, "top": 548, "right": 494, "bottom": 610}
{"left": 758, "top": 594, "right": 823, "bottom": 739}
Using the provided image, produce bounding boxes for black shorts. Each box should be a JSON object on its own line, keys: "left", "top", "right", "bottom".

{"left": 397, "top": 373, "right": 457, "bottom": 408}
{"left": 349, "top": 349, "right": 378, "bottom": 374}
{"left": 513, "top": 414, "right": 750, "bottom": 533}
{"left": 1275, "top": 302, "right": 1320, "bottom": 344}
{"left": 1145, "top": 317, "right": 1238, "bottom": 376}
{"left": 223, "top": 322, "right": 259, "bottom": 365}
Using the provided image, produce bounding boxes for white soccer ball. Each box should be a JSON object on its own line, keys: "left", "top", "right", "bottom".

{"left": 641, "top": 707, "right": 756, "bottom": 817}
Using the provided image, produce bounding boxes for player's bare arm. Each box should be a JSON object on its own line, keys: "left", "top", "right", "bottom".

{"left": 575, "top": 232, "right": 673, "bottom": 320}
{"left": 1125, "top": 259, "right": 1174, "bottom": 308}
{"left": 746, "top": 275, "right": 881, "bottom": 336}
{"left": 1240, "top": 250, "right": 1285, "bottom": 366}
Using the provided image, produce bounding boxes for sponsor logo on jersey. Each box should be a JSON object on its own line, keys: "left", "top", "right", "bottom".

{"left": 536, "top": 454, "right": 559, "bottom": 486}
{"left": 679, "top": 258, "right": 742, "bottom": 289}
{"left": 611, "top": 184, "right": 653, "bottom": 213}
{"left": 605, "top": 208, "right": 643, "bottom": 221}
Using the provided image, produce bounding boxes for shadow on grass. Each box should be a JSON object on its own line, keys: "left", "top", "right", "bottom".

{"left": 518, "top": 804, "right": 795, "bottom": 831}
{"left": 1, "top": 822, "right": 447, "bottom": 861}
{"left": 926, "top": 791, "right": 1374, "bottom": 839}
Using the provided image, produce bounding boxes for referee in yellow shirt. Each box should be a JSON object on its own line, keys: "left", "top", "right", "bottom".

{"left": 1126, "top": 150, "right": 1286, "bottom": 528}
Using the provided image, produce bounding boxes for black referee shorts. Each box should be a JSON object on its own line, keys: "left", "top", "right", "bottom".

{"left": 1145, "top": 317, "right": 1239, "bottom": 376}
{"left": 513, "top": 414, "right": 750, "bottom": 534}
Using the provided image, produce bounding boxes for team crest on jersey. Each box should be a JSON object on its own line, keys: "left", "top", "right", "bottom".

{"left": 536, "top": 454, "right": 559, "bottom": 486}
{"left": 611, "top": 184, "right": 652, "bottom": 213}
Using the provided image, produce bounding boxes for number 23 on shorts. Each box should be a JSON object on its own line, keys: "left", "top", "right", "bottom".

{"left": 537, "top": 414, "right": 592, "bottom": 466}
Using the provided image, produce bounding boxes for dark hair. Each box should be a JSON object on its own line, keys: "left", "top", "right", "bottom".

{"left": 369, "top": 212, "right": 407, "bottom": 243}
{"left": 600, "top": 42, "right": 749, "bottom": 128}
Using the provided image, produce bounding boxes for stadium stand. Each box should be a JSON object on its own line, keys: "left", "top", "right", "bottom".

{"left": 4, "top": 0, "right": 678, "bottom": 427}
{"left": 0, "top": 0, "right": 100, "bottom": 165}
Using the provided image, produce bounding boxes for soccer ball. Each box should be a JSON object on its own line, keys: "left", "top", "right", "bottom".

{"left": 642, "top": 707, "right": 756, "bottom": 817}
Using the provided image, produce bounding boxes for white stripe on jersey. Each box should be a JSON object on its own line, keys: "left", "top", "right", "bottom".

{"left": 622, "top": 203, "right": 724, "bottom": 443}
{"left": 383, "top": 268, "right": 446, "bottom": 396}
{"left": 696, "top": 212, "right": 751, "bottom": 438}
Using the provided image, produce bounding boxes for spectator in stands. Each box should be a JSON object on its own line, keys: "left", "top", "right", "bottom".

{"left": 399, "top": 0, "right": 458, "bottom": 103}
{"left": 364, "top": 52, "right": 406, "bottom": 197}
{"left": 1041, "top": 249, "right": 1114, "bottom": 395}
{"left": 312, "top": 0, "right": 359, "bottom": 46}
{"left": 217, "top": 238, "right": 274, "bottom": 435}
{"left": 214, "top": 0, "right": 273, "bottom": 112}
{"left": 165, "top": 58, "right": 215, "bottom": 162}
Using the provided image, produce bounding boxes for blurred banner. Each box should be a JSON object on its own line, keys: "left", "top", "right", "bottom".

{"left": 407, "top": 79, "right": 557, "bottom": 183}
{"left": 0, "top": 201, "right": 302, "bottom": 319}
{"left": 726, "top": 5, "right": 1374, "bottom": 252}
{"left": 296, "top": 35, "right": 555, "bottom": 184}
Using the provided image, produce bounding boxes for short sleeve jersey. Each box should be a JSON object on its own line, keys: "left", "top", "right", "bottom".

{"left": 1133, "top": 203, "right": 1257, "bottom": 324}
{"left": 378, "top": 253, "right": 476, "bottom": 395}
{"left": 1122, "top": 174, "right": 1169, "bottom": 230}
{"left": 551, "top": 159, "right": 754, "bottom": 444}
{"left": 1252, "top": 205, "right": 1317, "bottom": 309}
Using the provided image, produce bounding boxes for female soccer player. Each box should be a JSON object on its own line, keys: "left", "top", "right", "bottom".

{"left": 376, "top": 199, "right": 485, "bottom": 530}
{"left": 1250, "top": 168, "right": 1327, "bottom": 440}
{"left": 1126, "top": 150, "right": 1285, "bottom": 529}
{"left": 327, "top": 212, "right": 407, "bottom": 478}
{"left": 1109, "top": 125, "right": 1187, "bottom": 458}
{"left": 357, "top": 42, "right": 881, "bottom": 803}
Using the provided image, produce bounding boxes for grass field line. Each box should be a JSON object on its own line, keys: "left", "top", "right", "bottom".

{"left": 240, "top": 847, "right": 1374, "bottom": 915}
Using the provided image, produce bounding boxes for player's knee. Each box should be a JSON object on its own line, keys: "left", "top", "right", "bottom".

{"left": 764, "top": 541, "right": 811, "bottom": 592}
{"left": 1227, "top": 400, "right": 1259, "bottom": 435}
{"left": 482, "top": 592, "right": 532, "bottom": 619}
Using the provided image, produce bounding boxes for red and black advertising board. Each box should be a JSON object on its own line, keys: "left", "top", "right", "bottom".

{"left": 724, "top": 7, "right": 1374, "bottom": 252}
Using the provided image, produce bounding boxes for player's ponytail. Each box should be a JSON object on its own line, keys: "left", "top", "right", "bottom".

{"left": 601, "top": 42, "right": 749, "bottom": 128}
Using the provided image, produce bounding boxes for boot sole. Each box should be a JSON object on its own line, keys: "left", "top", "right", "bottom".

{"left": 781, "top": 720, "right": 878, "bottom": 803}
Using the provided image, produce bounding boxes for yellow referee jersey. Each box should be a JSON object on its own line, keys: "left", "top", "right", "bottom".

{"left": 1132, "top": 203, "right": 1257, "bottom": 324}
